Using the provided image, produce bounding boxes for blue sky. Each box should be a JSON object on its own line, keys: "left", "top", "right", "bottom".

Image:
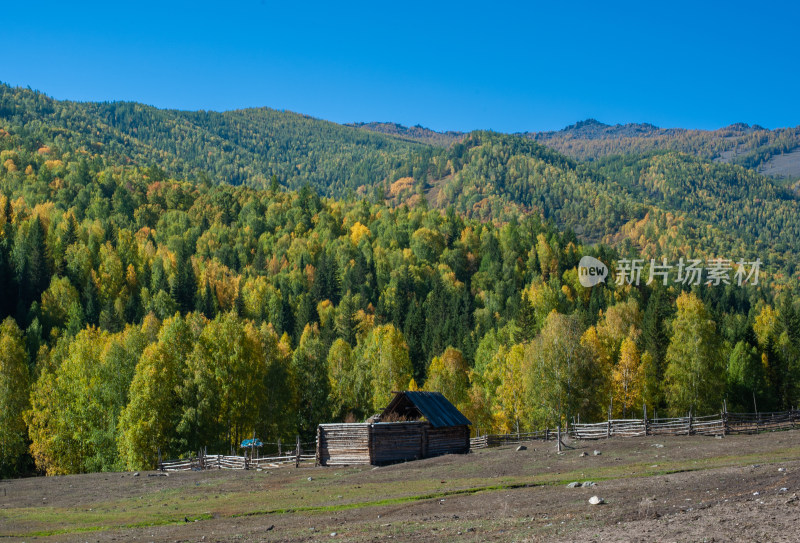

{"left": 4, "top": 1, "right": 799, "bottom": 132}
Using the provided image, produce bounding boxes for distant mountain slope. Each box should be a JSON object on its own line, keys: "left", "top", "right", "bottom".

{"left": 412, "top": 132, "right": 799, "bottom": 273}
{"left": 2, "top": 83, "right": 799, "bottom": 277}
{"left": 0, "top": 83, "right": 432, "bottom": 197}
{"left": 592, "top": 153, "right": 800, "bottom": 270}
{"left": 348, "top": 122, "right": 465, "bottom": 147}
{"left": 527, "top": 119, "right": 800, "bottom": 180}
{"left": 420, "top": 131, "right": 641, "bottom": 234}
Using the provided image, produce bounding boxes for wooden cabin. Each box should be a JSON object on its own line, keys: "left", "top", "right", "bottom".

{"left": 316, "top": 391, "right": 472, "bottom": 466}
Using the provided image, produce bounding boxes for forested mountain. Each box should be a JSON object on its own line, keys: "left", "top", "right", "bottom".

{"left": 348, "top": 122, "right": 465, "bottom": 147}
{"left": 1, "top": 83, "right": 799, "bottom": 478}
{"left": 0, "top": 83, "right": 433, "bottom": 197}
{"left": 3, "top": 83, "right": 799, "bottom": 280}
{"left": 528, "top": 119, "right": 800, "bottom": 180}
{"left": 387, "top": 131, "right": 799, "bottom": 280}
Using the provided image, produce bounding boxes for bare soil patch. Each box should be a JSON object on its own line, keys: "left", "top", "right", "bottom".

{"left": 1, "top": 432, "right": 799, "bottom": 542}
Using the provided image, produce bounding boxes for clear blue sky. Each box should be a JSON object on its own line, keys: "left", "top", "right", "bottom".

{"left": 4, "top": 1, "right": 799, "bottom": 133}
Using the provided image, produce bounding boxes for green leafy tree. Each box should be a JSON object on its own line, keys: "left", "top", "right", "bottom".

{"left": 118, "top": 314, "right": 196, "bottom": 469}
{"left": 184, "top": 312, "right": 267, "bottom": 452}
{"left": 524, "top": 311, "right": 598, "bottom": 427}
{"left": 291, "top": 323, "right": 329, "bottom": 438}
{"left": 424, "top": 347, "right": 470, "bottom": 410}
{"left": 327, "top": 338, "right": 363, "bottom": 420}
{"left": 27, "top": 325, "right": 149, "bottom": 474}
{"left": 664, "top": 292, "right": 724, "bottom": 415}
{"left": 0, "top": 317, "right": 30, "bottom": 477}
{"left": 255, "top": 322, "right": 294, "bottom": 440}
{"left": 726, "top": 340, "right": 766, "bottom": 412}
{"left": 356, "top": 324, "right": 413, "bottom": 412}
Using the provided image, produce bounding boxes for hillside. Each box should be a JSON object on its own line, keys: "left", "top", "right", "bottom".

{"left": 348, "top": 121, "right": 466, "bottom": 147}
{"left": 0, "top": 83, "right": 433, "bottom": 197}
{"left": 528, "top": 119, "right": 800, "bottom": 180}
{"left": 382, "top": 131, "right": 800, "bottom": 275}
{"left": 2, "top": 83, "right": 800, "bottom": 480}
{"left": 3, "top": 83, "right": 799, "bottom": 275}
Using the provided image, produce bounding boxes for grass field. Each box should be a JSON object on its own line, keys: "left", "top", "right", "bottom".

{"left": 1, "top": 431, "right": 799, "bottom": 542}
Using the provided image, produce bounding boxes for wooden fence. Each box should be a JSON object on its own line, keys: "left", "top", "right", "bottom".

{"left": 468, "top": 409, "right": 800, "bottom": 449}
{"left": 160, "top": 409, "right": 800, "bottom": 470}
{"left": 469, "top": 428, "right": 556, "bottom": 449}
{"left": 159, "top": 438, "right": 317, "bottom": 471}
{"left": 570, "top": 409, "right": 799, "bottom": 440}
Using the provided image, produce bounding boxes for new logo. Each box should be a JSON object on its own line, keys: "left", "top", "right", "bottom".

{"left": 578, "top": 256, "right": 608, "bottom": 287}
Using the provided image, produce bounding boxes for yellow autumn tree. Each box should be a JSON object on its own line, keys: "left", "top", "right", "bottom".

{"left": 753, "top": 305, "right": 778, "bottom": 349}
{"left": 350, "top": 221, "right": 370, "bottom": 245}
{"left": 0, "top": 318, "right": 30, "bottom": 477}
{"left": 424, "top": 347, "right": 470, "bottom": 411}
{"left": 118, "top": 314, "right": 197, "bottom": 470}
{"left": 612, "top": 335, "right": 643, "bottom": 418}
{"left": 486, "top": 343, "right": 527, "bottom": 433}
{"left": 355, "top": 324, "right": 413, "bottom": 412}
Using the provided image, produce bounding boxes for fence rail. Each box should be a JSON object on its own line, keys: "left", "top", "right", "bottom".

{"left": 470, "top": 409, "right": 799, "bottom": 450}
{"left": 570, "top": 409, "right": 799, "bottom": 440}
{"left": 469, "top": 428, "right": 558, "bottom": 449}
{"left": 161, "top": 409, "right": 800, "bottom": 468}
{"left": 160, "top": 453, "right": 317, "bottom": 471}
{"left": 159, "top": 435, "right": 318, "bottom": 471}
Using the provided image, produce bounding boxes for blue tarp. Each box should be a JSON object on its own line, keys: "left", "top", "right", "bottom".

{"left": 241, "top": 438, "right": 263, "bottom": 448}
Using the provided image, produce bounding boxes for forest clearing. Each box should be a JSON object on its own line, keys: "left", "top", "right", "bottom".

{"left": 1, "top": 430, "right": 799, "bottom": 542}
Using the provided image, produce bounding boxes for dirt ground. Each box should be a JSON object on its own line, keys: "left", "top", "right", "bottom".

{"left": 1, "top": 431, "right": 799, "bottom": 542}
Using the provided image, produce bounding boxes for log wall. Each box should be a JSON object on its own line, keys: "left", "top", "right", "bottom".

{"left": 370, "top": 422, "right": 426, "bottom": 464}
{"left": 316, "top": 423, "right": 371, "bottom": 466}
{"left": 427, "top": 425, "right": 470, "bottom": 456}
{"left": 316, "top": 422, "right": 470, "bottom": 466}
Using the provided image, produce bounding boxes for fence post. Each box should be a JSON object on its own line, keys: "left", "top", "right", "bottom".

{"left": 545, "top": 427, "right": 549, "bottom": 441}
{"left": 557, "top": 425, "right": 562, "bottom": 453}
{"left": 643, "top": 403, "right": 649, "bottom": 436}
{"left": 278, "top": 438, "right": 282, "bottom": 456}
{"left": 315, "top": 426, "right": 321, "bottom": 467}
{"left": 688, "top": 410, "right": 693, "bottom": 436}
{"left": 722, "top": 400, "right": 727, "bottom": 436}
{"left": 295, "top": 434, "right": 301, "bottom": 468}
{"left": 158, "top": 447, "right": 163, "bottom": 472}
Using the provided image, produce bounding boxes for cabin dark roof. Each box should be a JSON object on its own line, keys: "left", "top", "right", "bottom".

{"left": 382, "top": 391, "right": 471, "bottom": 428}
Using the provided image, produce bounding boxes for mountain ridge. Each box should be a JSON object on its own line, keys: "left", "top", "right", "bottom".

{"left": 2, "top": 82, "right": 799, "bottom": 280}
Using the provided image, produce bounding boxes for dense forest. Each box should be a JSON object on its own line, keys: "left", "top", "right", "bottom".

{"left": 3, "top": 84, "right": 798, "bottom": 278}
{"left": 0, "top": 85, "right": 799, "bottom": 478}
{"left": 527, "top": 118, "right": 800, "bottom": 175}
